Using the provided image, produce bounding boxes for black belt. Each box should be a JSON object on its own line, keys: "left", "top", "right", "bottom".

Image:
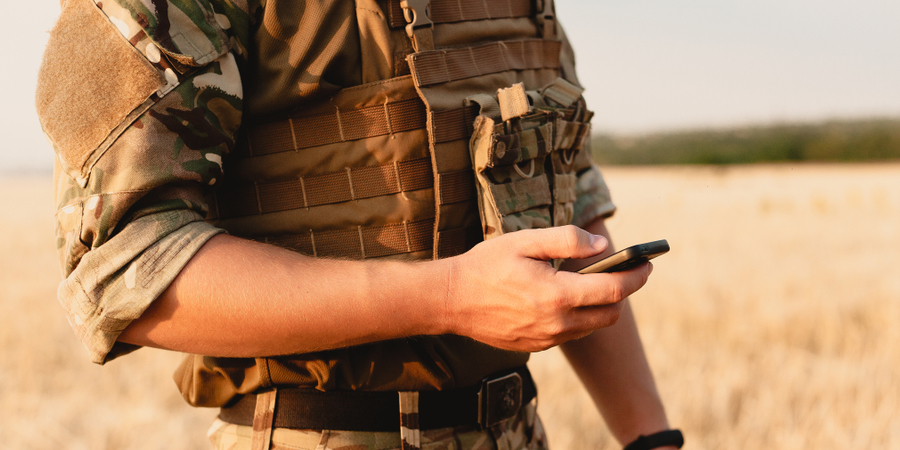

{"left": 218, "top": 366, "right": 536, "bottom": 432}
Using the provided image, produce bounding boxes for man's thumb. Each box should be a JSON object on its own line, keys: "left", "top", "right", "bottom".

{"left": 514, "top": 225, "right": 608, "bottom": 261}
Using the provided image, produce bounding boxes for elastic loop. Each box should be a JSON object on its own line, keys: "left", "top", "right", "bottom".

{"left": 513, "top": 159, "right": 535, "bottom": 179}
{"left": 561, "top": 147, "right": 576, "bottom": 165}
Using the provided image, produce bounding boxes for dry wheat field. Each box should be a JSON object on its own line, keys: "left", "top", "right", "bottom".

{"left": 2, "top": 163, "right": 899, "bottom": 450}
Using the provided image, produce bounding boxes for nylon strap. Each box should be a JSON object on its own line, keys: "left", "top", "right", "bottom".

{"left": 431, "top": 104, "right": 479, "bottom": 143}
{"left": 238, "top": 98, "right": 426, "bottom": 157}
{"left": 436, "top": 225, "right": 483, "bottom": 258}
{"left": 408, "top": 39, "right": 561, "bottom": 87}
{"left": 437, "top": 169, "right": 476, "bottom": 204}
{"left": 385, "top": 0, "right": 534, "bottom": 28}
{"left": 536, "top": 0, "right": 556, "bottom": 39}
{"left": 399, "top": 392, "right": 421, "bottom": 450}
{"left": 250, "top": 389, "right": 277, "bottom": 450}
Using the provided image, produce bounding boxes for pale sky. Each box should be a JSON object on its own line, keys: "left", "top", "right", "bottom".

{"left": 3, "top": 1, "right": 899, "bottom": 172}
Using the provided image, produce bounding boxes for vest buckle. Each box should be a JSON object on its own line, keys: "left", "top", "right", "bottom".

{"left": 536, "top": 0, "right": 556, "bottom": 39}
{"left": 401, "top": 0, "right": 434, "bottom": 52}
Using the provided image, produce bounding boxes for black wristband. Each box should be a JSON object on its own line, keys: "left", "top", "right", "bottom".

{"left": 623, "top": 429, "right": 684, "bottom": 450}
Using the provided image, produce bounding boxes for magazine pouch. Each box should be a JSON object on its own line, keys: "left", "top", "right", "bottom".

{"left": 468, "top": 79, "right": 591, "bottom": 244}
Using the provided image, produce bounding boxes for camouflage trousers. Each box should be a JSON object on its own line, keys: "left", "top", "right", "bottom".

{"left": 208, "top": 401, "right": 548, "bottom": 450}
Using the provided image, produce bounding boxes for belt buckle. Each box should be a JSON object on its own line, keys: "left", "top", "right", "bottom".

{"left": 476, "top": 372, "right": 523, "bottom": 430}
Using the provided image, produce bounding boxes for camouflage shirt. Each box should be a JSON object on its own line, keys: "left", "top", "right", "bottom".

{"left": 36, "top": 0, "right": 615, "bottom": 364}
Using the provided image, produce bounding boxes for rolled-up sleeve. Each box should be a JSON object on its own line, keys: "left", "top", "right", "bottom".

{"left": 38, "top": 0, "right": 251, "bottom": 363}
{"left": 571, "top": 139, "right": 616, "bottom": 228}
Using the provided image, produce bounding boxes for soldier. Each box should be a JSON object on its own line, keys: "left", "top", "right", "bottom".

{"left": 37, "top": 0, "right": 683, "bottom": 449}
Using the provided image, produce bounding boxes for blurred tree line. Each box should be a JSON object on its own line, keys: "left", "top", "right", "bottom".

{"left": 592, "top": 118, "right": 900, "bottom": 165}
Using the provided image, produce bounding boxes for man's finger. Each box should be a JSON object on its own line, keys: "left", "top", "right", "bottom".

{"left": 563, "top": 262, "right": 653, "bottom": 308}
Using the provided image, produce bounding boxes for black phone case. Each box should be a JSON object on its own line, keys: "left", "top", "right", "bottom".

{"left": 577, "top": 239, "right": 670, "bottom": 274}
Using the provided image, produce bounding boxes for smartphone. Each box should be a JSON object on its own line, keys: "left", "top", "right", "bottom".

{"left": 576, "top": 239, "right": 669, "bottom": 274}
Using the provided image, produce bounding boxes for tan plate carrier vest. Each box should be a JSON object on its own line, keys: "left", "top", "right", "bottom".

{"left": 207, "top": 0, "right": 592, "bottom": 260}
{"left": 178, "top": 0, "right": 595, "bottom": 406}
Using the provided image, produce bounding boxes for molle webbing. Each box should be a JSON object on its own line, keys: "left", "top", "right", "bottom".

{"left": 432, "top": 104, "right": 479, "bottom": 143}
{"left": 254, "top": 219, "right": 479, "bottom": 259}
{"left": 408, "top": 39, "right": 561, "bottom": 87}
{"left": 383, "top": 0, "right": 534, "bottom": 28}
{"left": 437, "top": 169, "right": 475, "bottom": 204}
{"left": 211, "top": 157, "right": 475, "bottom": 219}
{"left": 210, "top": 157, "right": 434, "bottom": 219}
{"left": 219, "top": 96, "right": 480, "bottom": 219}
{"left": 261, "top": 219, "right": 433, "bottom": 258}
{"left": 236, "top": 100, "right": 479, "bottom": 157}
{"left": 237, "top": 98, "right": 427, "bottom": 157}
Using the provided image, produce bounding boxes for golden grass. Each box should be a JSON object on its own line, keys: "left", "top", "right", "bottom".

{"left": 2, "top": 164, "right": 899, "bottom": 449}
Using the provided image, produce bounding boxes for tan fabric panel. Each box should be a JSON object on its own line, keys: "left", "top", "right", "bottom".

{"left": 36, "top": 0, "right": 165, "bottom": 182}
{"left": 174, "top": 355, "right": 264, "bottom": 408}
{"left": 356, "top": 0, "right": 396, "bottom": 82}
{"left": 247, "top": 0, "right": 361, "bottom": 117}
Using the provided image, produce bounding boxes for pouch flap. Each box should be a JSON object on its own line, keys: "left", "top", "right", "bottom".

{"left": 541, "top": 77, "right": 584, "bottom": 108}
{"left": 487, "top": 122, "right": 553, "bottom": 168}
{"left": 465, "top": 94, "right": 502, "bottom": 121}
{"left": 554, "top": 119, "right": 591, "bottom": 151}
{"left": 490, "top": 175, "right": 553, "bottom": 216}
{"left": 497, "top": 83, "right": 531, "bottom": 122}
{"left": 553, "top": 173, "right": 577, "bottom": 204}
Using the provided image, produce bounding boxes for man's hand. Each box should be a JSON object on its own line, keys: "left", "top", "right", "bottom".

{"left": 443, "top": 225, "right": 653, "bottom": 352}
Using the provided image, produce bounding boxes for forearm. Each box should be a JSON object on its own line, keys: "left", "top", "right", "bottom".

{"left": 119, "top": 234, "right": 451, "bottom": 357}
{"left": 119, "top": 226, "right": 654, "bottom": 359}
{"left": 558, "top": 219, "right": 672, "bottom": 446}
{"left": 560, "top": 304, "right": 671, "bottom": 445}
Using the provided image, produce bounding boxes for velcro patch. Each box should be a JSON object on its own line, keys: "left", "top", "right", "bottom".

{"left": 36, "top": 0, "right": 165, "bottom": 182}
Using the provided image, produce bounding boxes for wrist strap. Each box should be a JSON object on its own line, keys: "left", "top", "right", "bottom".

{"left": 623, "top": 429, "right": 684, "bottom": 450}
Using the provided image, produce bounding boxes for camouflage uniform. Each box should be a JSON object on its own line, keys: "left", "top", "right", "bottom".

{"left": 37, "top": 0, "right": 615, "bottom": 448}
